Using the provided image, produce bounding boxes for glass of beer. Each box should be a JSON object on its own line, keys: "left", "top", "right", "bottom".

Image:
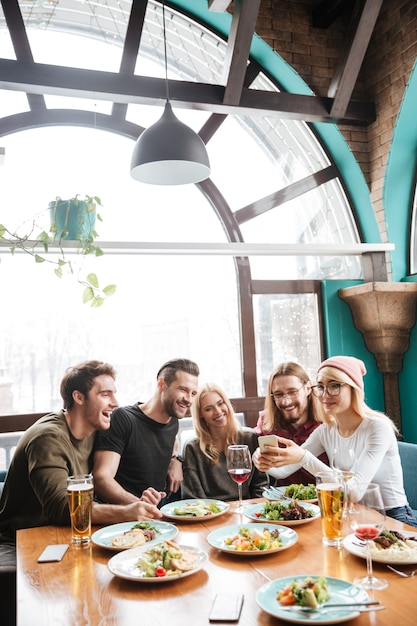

{"left": 316, "top": 470, "right": 344, "bottom": 547}
{"left": 67, "top": 473, "right": 94, "bottom": 544}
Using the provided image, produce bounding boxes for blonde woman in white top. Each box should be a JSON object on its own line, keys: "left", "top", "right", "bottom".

{"left": 253, "top": 355, "right": 417, "bottom": 527}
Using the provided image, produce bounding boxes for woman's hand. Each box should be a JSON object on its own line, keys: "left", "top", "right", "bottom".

{"left": 253, "top": 436, "right": 305, "bottom": 472}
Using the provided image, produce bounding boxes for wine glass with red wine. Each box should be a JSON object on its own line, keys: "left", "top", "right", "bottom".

{"left": 226, "top": 445, "right": 252, "bottom": 512}
{"left": 348, "top": 482, "right": 388, "bottom": 590}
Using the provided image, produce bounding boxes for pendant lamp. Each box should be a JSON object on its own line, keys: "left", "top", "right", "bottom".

{"left": 130, "top": 3, "right": 211, "bottom": 185}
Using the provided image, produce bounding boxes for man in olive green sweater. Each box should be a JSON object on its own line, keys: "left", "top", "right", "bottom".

{"left": 0, "top": 359, "right": 164, "bottom": 547}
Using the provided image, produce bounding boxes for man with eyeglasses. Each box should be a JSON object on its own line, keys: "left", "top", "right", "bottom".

{"left": 255, "top": 362, "right": 328, "bottom": 486}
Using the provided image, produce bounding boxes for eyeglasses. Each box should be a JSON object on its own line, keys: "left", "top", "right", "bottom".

{"left": 270, "top": 384, "right": 305, "bottom": 401}
{"left": 311, "top": 383, "right": 347, "bottom": 397}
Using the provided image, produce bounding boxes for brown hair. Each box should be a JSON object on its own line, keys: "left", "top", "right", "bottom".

{"left": 60, "top": 360, "right": 116, "bottom": 410}
{"left": 156, "top": 358, "right": 199, "bottom": 386}
{"left": 263, "top": 361, "right": 317, "bottom": 432}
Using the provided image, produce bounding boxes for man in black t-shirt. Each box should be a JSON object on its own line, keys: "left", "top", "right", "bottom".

{"left": 92, "top": 358, "right": 199, "bottom": 506}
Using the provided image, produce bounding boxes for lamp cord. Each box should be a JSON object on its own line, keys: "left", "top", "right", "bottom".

{"left": 162, "top": 1, "right": 169, "bottom": 102}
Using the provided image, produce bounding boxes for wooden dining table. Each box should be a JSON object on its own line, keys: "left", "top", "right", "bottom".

{"left": 17, "top": 498, "right": 416, "bottom": 625}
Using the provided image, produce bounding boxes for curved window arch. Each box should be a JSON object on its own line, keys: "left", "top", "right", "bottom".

{"left": 0, "top": 1, "right": 369, "bottom": 417}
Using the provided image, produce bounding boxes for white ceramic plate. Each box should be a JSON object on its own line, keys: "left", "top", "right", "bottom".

{"left": 263, "top": 486, "right": 318, "bottom": 504}
{"left": 160, "top": 498, "right": 229, "bottom": 521}
{"left": 343, "top": 531, "right": 417, "bottom": 564}
{"left": 244, "top": 501, "right": 321, "bottom": 526}
{"left": 207, "top": 523, "right": 298, "bottom": 556}
{"left": 91, "top": 521, "right": 178, "bottom": 551}
{"left": 256, "top": 576, "right": 369, "bottom": 624}
{"left": 107, "top": 543, "right": 208, "bottom": 582}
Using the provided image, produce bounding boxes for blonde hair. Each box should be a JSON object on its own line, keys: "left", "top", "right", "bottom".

{"left": 316, "top": 365, "right": 398, "bottom": 432}
{"left": 191, "top": 383, "right": 243, "bottom": 463}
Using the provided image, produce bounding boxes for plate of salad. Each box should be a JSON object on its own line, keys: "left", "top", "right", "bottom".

{"left": 91, "top": 520, "right": 178, "bottom": 551}
{"left": 263, "top": 483, "right": 318, "bottom": 503}
{"left": 107, "top": 540, "right": 208, "bottom": 582}
{"left": 207, "top": 523, "right": 298, "bottom": 555}
{"left": 245, "top": 501, "right": 320, "bottom": 526}
{"left": 160, "top": 498, "right": 229, "bottom": 521}
{"left": 256, "top": 575, "right": 370, "bottom": 624}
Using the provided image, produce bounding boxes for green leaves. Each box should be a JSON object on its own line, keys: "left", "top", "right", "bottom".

{"left": 0, "top": 196, "right": 116, "bottom": 307}
{"left": 82, "top": 273, "right": 117, "bottom": 307}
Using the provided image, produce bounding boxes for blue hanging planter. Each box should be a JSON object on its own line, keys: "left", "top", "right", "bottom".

{"left": 49, "top": 195, "right": 97, "bottom": 241}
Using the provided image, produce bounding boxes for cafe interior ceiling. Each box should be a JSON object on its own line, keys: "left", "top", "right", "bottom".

{"left": 0, "top": 0, "right": 381, "bottom": 139}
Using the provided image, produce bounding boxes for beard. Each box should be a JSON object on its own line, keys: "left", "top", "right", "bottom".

{"left": 162, "top": 395, "right": 189, "bottom": 419}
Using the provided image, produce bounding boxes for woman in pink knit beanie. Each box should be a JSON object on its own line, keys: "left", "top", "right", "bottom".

{"left": 253, "top": 355, "right": 417, "bottom": 528}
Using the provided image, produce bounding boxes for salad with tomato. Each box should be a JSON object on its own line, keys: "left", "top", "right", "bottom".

{"left": 277, "top": 576, "right": 331, "bottom": 607}
{"left": 136, "top": 540, "right": 199, "bottom": 578}
{"left": 224, "top": 526, "right": 283, "bottom": 551}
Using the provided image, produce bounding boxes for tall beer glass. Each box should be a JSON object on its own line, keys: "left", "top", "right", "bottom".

{"left": 67, "top": 473, "right": 94, "bottom": 544}
{"left": 316, "top": 470, "right": 344, "bottom": 547}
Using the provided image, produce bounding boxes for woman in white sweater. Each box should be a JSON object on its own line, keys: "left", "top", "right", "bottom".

{"left": 253, "top": 355, "right": 417, "bottom": 527}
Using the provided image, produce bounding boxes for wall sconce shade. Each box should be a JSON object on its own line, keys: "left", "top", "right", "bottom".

{"left": 130, "top": 102, "right": 211, "bottom": 185}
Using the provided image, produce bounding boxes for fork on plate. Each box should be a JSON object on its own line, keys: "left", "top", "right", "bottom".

{"left": 387, "top": 564, "right": 417, "bottom": 577}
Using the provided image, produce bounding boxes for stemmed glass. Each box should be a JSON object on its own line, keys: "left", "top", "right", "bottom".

{"left": 332, "top": 448, "right": 356, "bottom": 514}
{"left": 347, "top": 482, "right": 388, "bottom": 590}
{"left": 226, "top": 445, "right": 252, "bottom": 512}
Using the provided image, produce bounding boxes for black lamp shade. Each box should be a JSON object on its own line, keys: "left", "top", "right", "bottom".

{"left": 130, "top": 102, "right": 211, "bottom": 185}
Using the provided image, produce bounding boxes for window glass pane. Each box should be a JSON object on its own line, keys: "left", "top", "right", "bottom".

{"left": 254, "top": 293, "right": 322, "bottom": 395}
{"left": 0, "top": 253, "right": 242, "bottom": 414}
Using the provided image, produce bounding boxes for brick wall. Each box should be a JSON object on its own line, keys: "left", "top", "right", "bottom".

{"left": 255, "top": 0, "right": 417, "bottom": 245}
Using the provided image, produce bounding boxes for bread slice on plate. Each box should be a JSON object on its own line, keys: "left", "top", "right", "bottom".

{"left": 112, "top": 528, "right": 147, "bottom": 548}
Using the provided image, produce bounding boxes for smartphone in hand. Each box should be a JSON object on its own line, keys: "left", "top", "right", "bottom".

{"left": 258, "top": 434, "right": 279, "bottom": 452}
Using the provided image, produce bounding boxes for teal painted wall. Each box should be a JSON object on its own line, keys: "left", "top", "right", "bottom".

{"left": 384, "top": 59, "right": 417, "bottom": 282}
{"left": 321, "top": 281, "right": 384, "bottom": 413}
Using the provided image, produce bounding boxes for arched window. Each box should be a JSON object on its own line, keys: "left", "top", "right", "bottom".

{"left": 0, "top": 1, "right": 365, "bottom": 416}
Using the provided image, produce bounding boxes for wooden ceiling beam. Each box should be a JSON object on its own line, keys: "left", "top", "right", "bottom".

{"left": 112, "top": 0, "right": 148, "bottom": 119}
{"left": 222, "top": 0, "right": 262, "bottom": 105}
{"left": 328, "top": 0, "right": 384, "bottom": 118}
{"left": 0, "top": 58, "right": 375, "bottom": 126}
{"left": 0, "top": 0, "right": 45, "bottom": 111}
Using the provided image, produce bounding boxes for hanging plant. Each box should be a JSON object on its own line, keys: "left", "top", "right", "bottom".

{"left": 0, "top": 194, "right": 116, "bottom": 307}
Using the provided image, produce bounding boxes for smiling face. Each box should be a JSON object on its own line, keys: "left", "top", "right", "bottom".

{"left": 271, "top": 374, "right": 311, "bottom": 428}
{"left": 199, "top": 391, "right": 229, "bottom": 434}
{"left": 315, "top": 374, "right": 352, "bottom": 418}
{"left": 82, "top": 374, "right": 118, "bottom": 431}
{"left": 161, "top": 370, "right": 199, "bottom": 419}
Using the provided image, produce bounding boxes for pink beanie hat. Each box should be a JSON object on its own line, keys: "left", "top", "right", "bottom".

{"left": 317, "top": 356, "right": 367, "bottom": 391}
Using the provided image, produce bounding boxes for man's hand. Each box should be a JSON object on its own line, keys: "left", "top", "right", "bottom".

{"left": 166, "top": 456, "right": 183, "bottom": 496}
{"left": 140, "top": 486, "right": 166, "bottom": 506}
{"left": 125, "top": 500, "right": 164, "bottom": 520}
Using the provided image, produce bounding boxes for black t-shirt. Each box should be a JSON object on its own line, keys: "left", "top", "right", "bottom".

{"left": 94, "top": 404, "right": 179, "bottom": 497}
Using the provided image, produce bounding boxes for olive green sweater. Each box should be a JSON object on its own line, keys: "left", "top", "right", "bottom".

{"left": 0, "top": 411, "right": 94, "bottom": 544}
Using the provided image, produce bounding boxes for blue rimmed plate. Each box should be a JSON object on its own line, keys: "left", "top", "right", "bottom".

{"left": 256, "top": 576, "right": 369, "bottom": 624}
{"left": 91, "top": 520, "right": 178, "bottom": 551}
{"left": 107, "top": 543, "right": 208, "bottom": 582}
{"left": 207, "top": 522, "right": 297, "bottom": 556}
{"left": 263, "top": 486, "right": 318, "bottom": 503}
{"left": 244, "top": 501, "right": 320, "bottom": 526}
{"left": 160, "top": 498, "right": 229, "bottom": 521}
